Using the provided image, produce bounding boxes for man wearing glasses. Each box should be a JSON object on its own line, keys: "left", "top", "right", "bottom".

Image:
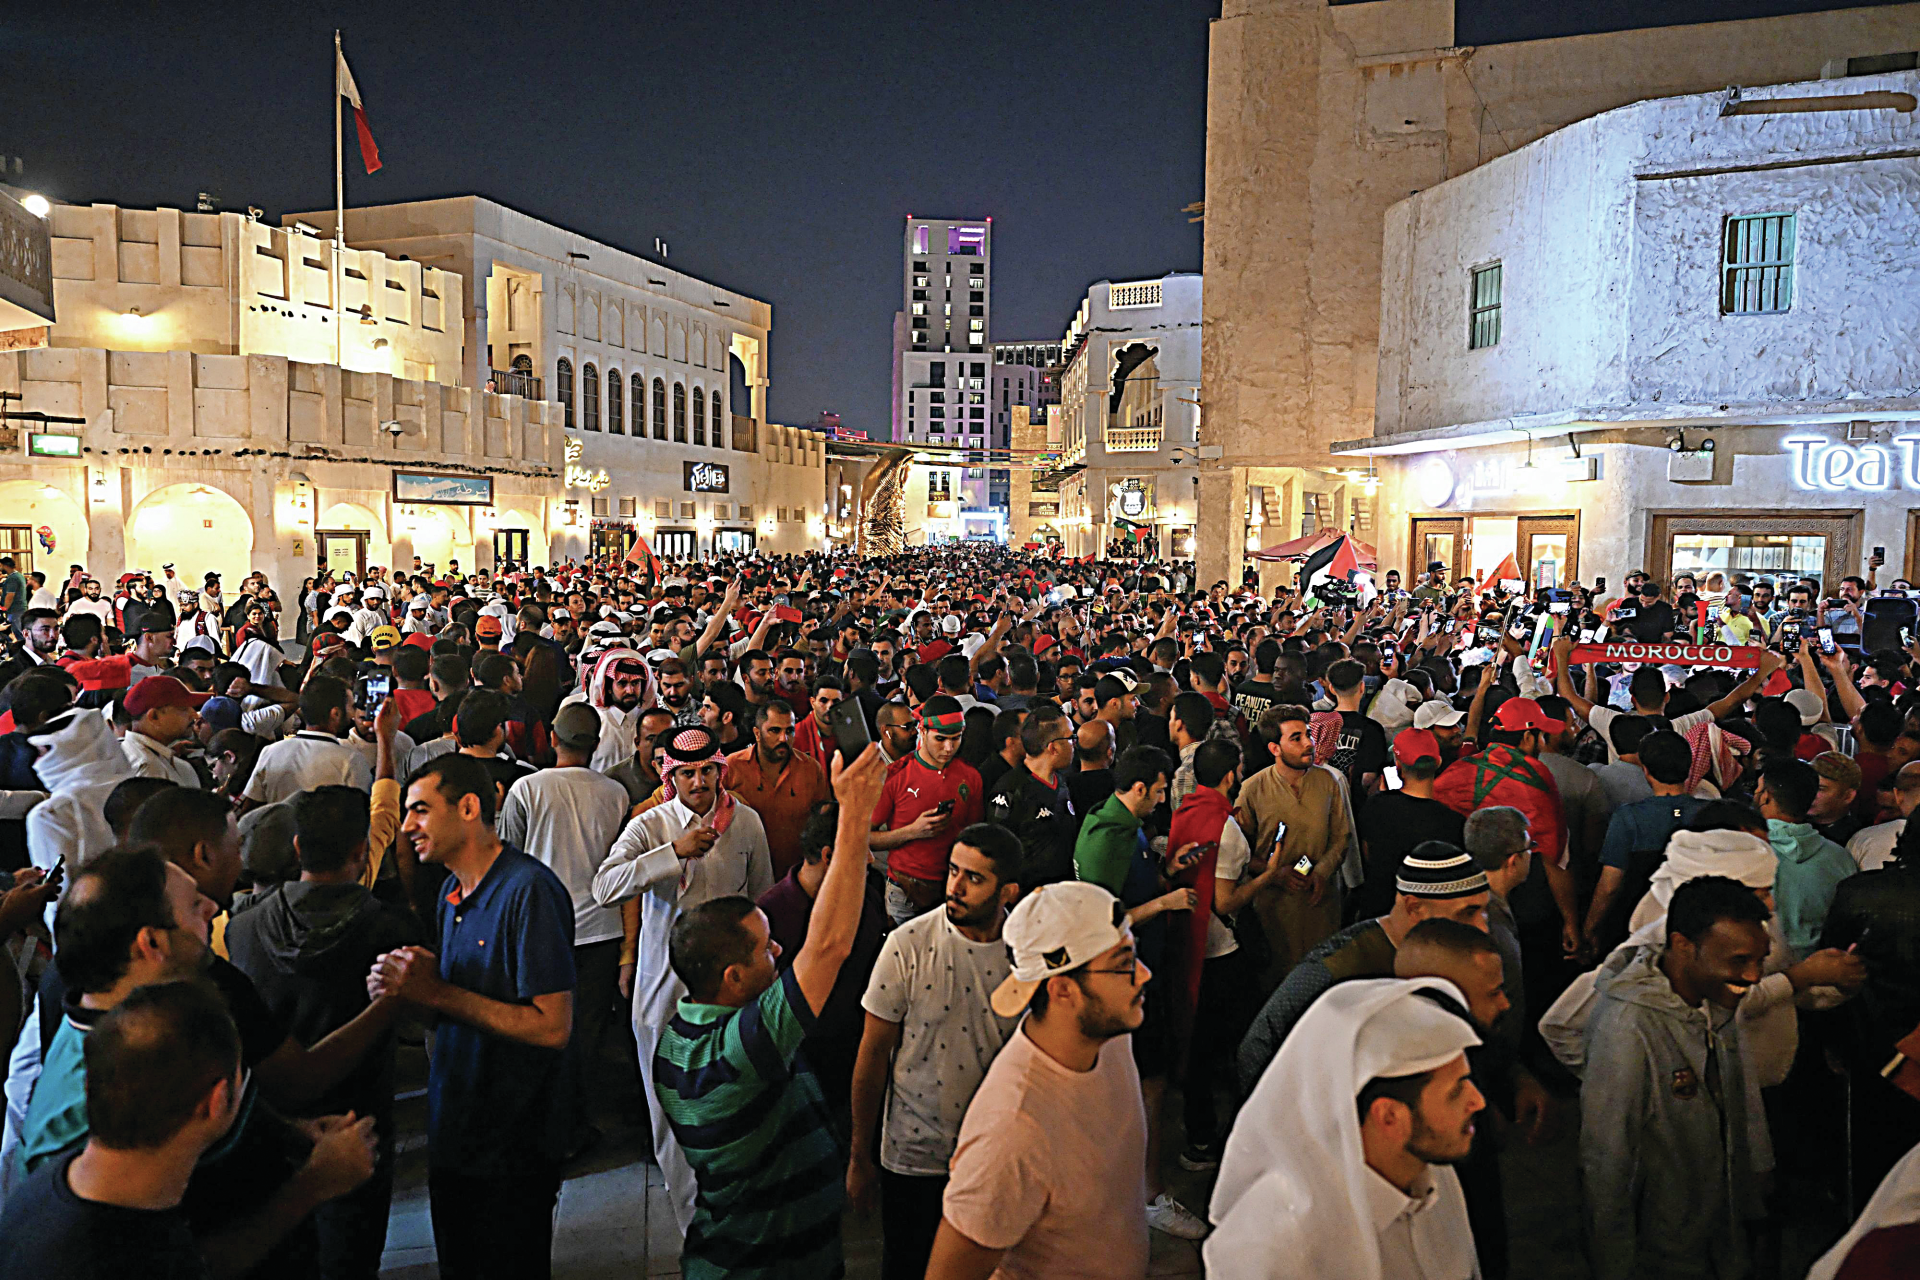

{"left": 985, "top": 705, "right": 1080, "bottom": 888}
{"left": 927, "top": 882, "right": 1153, "bottom": 1280}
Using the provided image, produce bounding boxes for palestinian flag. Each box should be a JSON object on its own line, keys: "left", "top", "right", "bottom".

{"left": 1301, "top": 532, "right": 1360, "bottom": 584}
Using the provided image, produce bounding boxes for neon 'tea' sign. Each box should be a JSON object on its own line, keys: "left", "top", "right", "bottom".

{"left": 1784, "top": 435, "right": 1920, "bottom": 491}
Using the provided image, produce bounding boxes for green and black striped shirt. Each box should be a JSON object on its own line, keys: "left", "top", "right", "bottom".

{"left": 654, "top": 966, "right": 845, "bottom": 1279}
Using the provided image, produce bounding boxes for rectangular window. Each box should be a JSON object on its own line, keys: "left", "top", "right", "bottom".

{"left": 969, "top": 318, "right": 984, "bottom": 332}
{"left": 969, "top": 291, "right": 984, "bottom": 303}
{"left": 913, "top": 275, "right": 928, "bottom": 287}
{"left": 1722, "top": 213, "right": 1796, "bottom": 315}
{"left": 930, "top": 392, "right": 945, "bottom": 403}
{"left": 948, "top": 225, "right": 986, "bottom": 256}
{"left": 618, "top": 497, "right": 636, "bottom": 517}
{"left": 913, "top": 227, "right": 929, "bottom": 254}
{"left": 912, "top": 302, "right": 926, "bottom": 315}
{"left": 1468, "top": 263, "right": 1502, "bottom": 350}
{"left": 969, "top": 263, "right": 984, "bottom": 275}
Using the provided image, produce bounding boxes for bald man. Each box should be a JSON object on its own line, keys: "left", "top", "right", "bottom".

{"left": 1067, "top": 718, "right": 1117, "bottom": 820}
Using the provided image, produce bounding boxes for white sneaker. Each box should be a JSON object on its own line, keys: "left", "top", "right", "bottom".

{"left": 1146, "top": 1192, "right": 1210, "bottom": 1240}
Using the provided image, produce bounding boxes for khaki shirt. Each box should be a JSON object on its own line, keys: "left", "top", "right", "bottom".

{"left": 1234, "top": 763, "right": 1352, "bottom": 882}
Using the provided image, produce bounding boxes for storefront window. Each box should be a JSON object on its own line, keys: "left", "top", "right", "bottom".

{"left": 653, "top": 530, "right": 697, "bottom": 560}
{"left": 715, "top": 530, "right": 756, "bottom": 554}
{"left": 1672, "top": 533, "right": 1827, "bottom": 587}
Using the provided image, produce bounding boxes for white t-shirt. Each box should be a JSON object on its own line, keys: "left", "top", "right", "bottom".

{"left": 497, "top": 767, "right": 631, "bottom": 946}
{"left": 243, "top": 731, "right": 373, "bottom": 804}
{"left": 860, "top": 908, "right": 1018, "bottom": 1176}
{"left": 1208, "top": 819, "right": 1252, "bottom": 959}
{"left": 1849, "top": 818, "right": 1905, "bottom": 872}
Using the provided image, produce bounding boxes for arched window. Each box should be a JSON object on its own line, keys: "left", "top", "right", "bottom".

{"left": 711, "top": 391, "right": 724, "bottom": 447}
{"left": 607, "top": 368, "right": 623, "bottom": 434}
{"left": 581, "top": 362, "right": 600, "bottom": 431}
{"left": 556, "top": 358, "right": 574, "bottom": 429}
{"left": 652, "top": 378, "right": 667, "bottom": 440}
{"left": 673, "top": 383, "right": 687, "bottom": 442}
{"left": 692, "top": 384, "right": 706, "bottom": 446}
{"left": 633, "top": 373, "right": 646, "bottom": 441}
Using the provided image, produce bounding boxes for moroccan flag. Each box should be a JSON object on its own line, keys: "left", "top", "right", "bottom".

{"left": 625, "top": 535, "right": 662, "bottom": 578}
{"left": 337, "top": 49, "right": 382, "bottom": 174}
{"left": 1301, "top": 533, "right": 1360, "bottom": 584}
{"left": 1477, "top": 551, "right": 1521, "bottom": 593}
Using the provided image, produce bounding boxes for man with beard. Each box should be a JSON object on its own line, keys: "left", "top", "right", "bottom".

{"left": 591, "top": 727, "right": 774, "bottom": 1236}
{"left": 1580, "top": 875, "right": 1772, "bottom": 1280}
{"left": 928, "top": 881, "right": 1151, "bottom": 1280}
{"left": 870, "top": 696, "right": 984, "bottom": 926}
{"left": 726, "top": 701, "right": 832, "bottom": 880}
{"left": 576, "top": 649, "right": 653, "bottom": 772}
{"left": 792, "top": 676, "right": 844, "bottom": 774}
{"left": 62, "top": 578, "right": 113, "bottom": 625}
{"left": 655, "top": 656, "right": 700, "bottom": 728}
{"left": 739, "top": 648, "right": 777, "bottom": 712}
{"left": 773, "top": 648, "right": 812, "bottom": 716}
{"left": 848, "top": 823, "right": 1023, "bottom": 1280}
{"left": 1207, "top": 978, "right": 1485, "bottom": 1280}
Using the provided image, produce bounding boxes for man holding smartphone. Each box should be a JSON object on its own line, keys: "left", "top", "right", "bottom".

{"left": 870, "top": 697, "right": 983, "bottom": 926}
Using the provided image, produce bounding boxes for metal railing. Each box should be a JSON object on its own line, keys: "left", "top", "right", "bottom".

{"left": 488, "top": 368, "right": 543, "bottom": 399}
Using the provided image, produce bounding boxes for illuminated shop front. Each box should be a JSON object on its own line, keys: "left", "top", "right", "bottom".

{"left": 1359, "top": 424, "right": 1914, "bottom": 593}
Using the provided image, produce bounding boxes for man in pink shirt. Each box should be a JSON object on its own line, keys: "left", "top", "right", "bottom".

{"left": 927, "top": 881, "right": 1152, "bottom": 1280}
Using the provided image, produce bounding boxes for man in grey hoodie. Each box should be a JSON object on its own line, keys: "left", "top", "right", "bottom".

{"left": 1581, "top": 875, "right": 1773, "bottom": 1280}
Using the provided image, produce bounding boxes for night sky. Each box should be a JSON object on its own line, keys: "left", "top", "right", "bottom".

{"left": 7, "top": 0, "right": 1905, "bottom": 439}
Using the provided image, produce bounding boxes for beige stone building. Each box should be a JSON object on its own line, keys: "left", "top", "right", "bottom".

{"left": 1197, "top": 0, "right": 1920, "bottom": 586}
{"left": 296, "top": 198, "right": 824, "bottom": 562}
{"left": 0, "top": 201, "right": 560, "bottom": 588}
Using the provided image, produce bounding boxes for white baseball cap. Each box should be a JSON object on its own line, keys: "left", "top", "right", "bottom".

{"left": 940, "top": 614, "right": 963, "bottom": 636}
{"left": 1784, "top": 687, "right": 1824, "bottom": 727}
{"left": 1412, "top": 700, "right": 1466, "bottom": 730}
{"left": 990, "top": 882, "right": 1131, "bottom": 1018}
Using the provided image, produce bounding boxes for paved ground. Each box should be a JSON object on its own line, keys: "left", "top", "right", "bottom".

{"left": 372, "top": 1040, "right": 1591, "bottom": 1279}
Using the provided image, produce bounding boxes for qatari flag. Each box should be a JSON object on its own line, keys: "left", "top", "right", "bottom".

{"left": 337, "top": 49, "right": 382, "bottom": 173}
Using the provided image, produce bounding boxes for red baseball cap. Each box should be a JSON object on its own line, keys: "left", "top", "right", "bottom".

{"left": 402, "top": 632, "right": 435, "bottom": 651}
{"left": 1491, "top": 698, "right": 1564, "bottom": 733}
{"left": 475, "top": 616, "right": 504, "bottom": 638}
{"left": 125, "top": 675, "right": 212, "bottom": 718}
{"left": 1391, "top": 727, "right": 1443, "bottom": 769}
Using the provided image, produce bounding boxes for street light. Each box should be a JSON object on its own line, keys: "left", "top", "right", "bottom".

{"left": 20, "top": 194, "right": 50, "bottom": 218}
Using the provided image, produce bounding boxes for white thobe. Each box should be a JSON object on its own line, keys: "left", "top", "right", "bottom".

{"left": 590, "top": 796, "right": 773, "bottom": 1236}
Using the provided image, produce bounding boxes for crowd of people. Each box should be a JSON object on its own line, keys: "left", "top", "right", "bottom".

{"left": 0, "top": 544, "right": 1916, "bottom": 1279}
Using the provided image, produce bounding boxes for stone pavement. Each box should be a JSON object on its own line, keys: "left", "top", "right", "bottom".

{"left": 372, "top": 1041, "right": 1602, "bottom": 1279}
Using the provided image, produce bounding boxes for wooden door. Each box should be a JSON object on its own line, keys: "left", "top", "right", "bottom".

{"left": 316, "top": 530, "right": 367, "bottom": 580}
{"left": 1409, "top": 516, "right": 1466, "bottom": 584}
{"left": 1517, "top": 514, "right": 1579, "bottom": 588}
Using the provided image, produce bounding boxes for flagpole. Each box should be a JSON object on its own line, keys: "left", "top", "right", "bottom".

{"left": 333, "top": 29, "right": 345, "bottom": 369}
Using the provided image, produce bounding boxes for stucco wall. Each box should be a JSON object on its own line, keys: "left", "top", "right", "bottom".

{"left": 1376, "top": 70, "right": 1920, "bottom": 438}
{"left": 1203, "top": 0, "right": 1920, "bottom": 461}
{"left": 0, "top": 344, "right": 561, "bottom": 589}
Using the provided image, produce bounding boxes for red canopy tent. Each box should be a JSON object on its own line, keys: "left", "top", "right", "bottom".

{"left": 1250, "top": 529, "right": 1379, "bottom": 567}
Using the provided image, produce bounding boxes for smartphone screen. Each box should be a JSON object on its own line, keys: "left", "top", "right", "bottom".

{"left": 1292, "top": 853, "right": 1315, "bottom": 876}
{"left": 1818, "top": 626, "right": 1837, "bottom": 655}
{"left": 358, "top": 671, "right": 391, "bottom": 712}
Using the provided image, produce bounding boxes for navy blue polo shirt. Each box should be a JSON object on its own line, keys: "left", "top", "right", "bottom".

{"left": 428, "top": 843, "right": 577, "bottom": 1176}
{"left": 1600, "top": 795, "right": 1710, "bottom": 871}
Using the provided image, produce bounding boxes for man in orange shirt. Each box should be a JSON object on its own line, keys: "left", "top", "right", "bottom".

{"left": 727, "top": 700, "right": 832, "bottom": 879}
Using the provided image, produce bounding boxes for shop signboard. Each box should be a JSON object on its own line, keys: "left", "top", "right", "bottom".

{"left": 27, "top": 432, "right": 79, "bottom": 458}
{"left": 684, "top": 461, "right": 730, "bottom": 493}
{"left": 1783, "top": 435, "right": 1920, "bottom": 491}
{"left": 392, "top": 470, "right": 494, "bottom": 506}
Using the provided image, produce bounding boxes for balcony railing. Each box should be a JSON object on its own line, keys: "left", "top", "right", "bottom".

{"left": 1104, "top": 426, "right": 1163, "bottom": 453}
{"left": 488, "top": 368, "right": 542, "bottom": 399}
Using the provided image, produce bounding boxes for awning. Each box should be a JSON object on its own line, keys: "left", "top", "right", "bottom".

{"left": 1250, "top": 529, "right": 1379, "bottom": 566}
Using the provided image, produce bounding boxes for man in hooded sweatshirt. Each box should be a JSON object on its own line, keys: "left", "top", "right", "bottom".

{"left": 1580, "top": 875, "right": 1773, "bottom": 1280}
{"left": 224, "top": 784, "right": 422, "bottom": 1279}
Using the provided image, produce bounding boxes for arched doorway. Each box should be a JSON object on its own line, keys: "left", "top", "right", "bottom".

{"left": 126, "top": 483, "right": 254, "bottom": 586}
{"left": 488, "top": 507, "right": 547, "bottom": 571}
{"left": 317, "top": 502, "right": 392, "bottom": 580}
{"left": 405, "top": 506, "right": 474, "bottom": 579}
{"left": 0, "top": 480, "right": 89, "bottom": 578}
